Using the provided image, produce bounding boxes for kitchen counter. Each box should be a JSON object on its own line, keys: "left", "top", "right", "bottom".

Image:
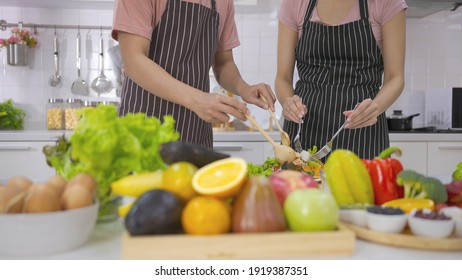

{"left": 0, "top": 219, "right": 460, "bottom": 260}
{"left": 1, "top": 129, "right": 462, "bottom": 142}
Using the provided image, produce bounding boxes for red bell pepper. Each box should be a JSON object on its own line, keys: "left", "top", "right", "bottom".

{"left": 362, "top": 147, "right": 404, "bottom": 205}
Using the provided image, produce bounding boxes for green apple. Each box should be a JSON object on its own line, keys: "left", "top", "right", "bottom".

{"left": 284, "top": 189, "right": 339, "bottom": 232}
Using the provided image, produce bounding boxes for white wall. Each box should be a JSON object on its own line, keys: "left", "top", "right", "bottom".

{"left": 1, "top": 2, "right": 462, "bottom": 129}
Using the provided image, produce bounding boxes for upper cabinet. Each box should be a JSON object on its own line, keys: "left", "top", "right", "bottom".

{"left": 406, "top": 0, "right": 462, "bottom": 18}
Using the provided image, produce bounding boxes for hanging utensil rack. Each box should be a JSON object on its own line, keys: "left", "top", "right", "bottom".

{"left": 1, "top": 19, "right": 111, "bottom": 33}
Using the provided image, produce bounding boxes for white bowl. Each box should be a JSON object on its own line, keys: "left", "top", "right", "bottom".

{"left": 340, "top": 209, "right": 367, "bottom": 227}
{"left": 440, "top": 207, "right": 462, "bottom": 237}
{"left": 0, "top": 203, "right": 98, "bottom": 256}
{"left": 367, "top": 212, "right": 407, "bottom": 233}
{"left": 456, "top": 217, "right": 462, "bottom": 238}
{"left": 408, "top": 210, "right": 455, "bottom": 238}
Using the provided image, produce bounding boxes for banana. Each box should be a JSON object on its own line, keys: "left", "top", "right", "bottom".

{"left": 111, "top": 170, "right": 163, "bottom": 197}
{"left": 118, "top": 201, "right": 134, "bottom": 218}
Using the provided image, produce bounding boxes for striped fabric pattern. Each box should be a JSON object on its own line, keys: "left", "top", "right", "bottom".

{"left": 119, "top": 0, "right": 219, "bottom": 148}
{"left": 284, "top": 0, "right": 389, "bottom": 159}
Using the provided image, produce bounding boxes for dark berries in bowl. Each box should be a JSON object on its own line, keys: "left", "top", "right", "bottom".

{"left": 366, "top": 206, "right": 407, "bottom": 233}
{"left": 367, "top": 205, "right": 405, "bottom": 215}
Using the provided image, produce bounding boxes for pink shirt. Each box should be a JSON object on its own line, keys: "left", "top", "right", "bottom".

{"left": 112, "top": 0, "right": 240, "bottom": 52}
{"left": 278, "top": 0, "right": 407, "bottom": 50}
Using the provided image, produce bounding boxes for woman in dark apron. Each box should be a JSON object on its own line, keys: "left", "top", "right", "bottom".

{"left": 276, "top": 0, "right": 406, "bottom": 159}
{"left": 113, "top": 0, "right": 275, "bottom": 148}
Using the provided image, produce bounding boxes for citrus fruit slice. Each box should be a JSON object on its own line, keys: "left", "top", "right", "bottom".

{"left": 192, "top": 157, "right": 247, "bottom": 198}
{"left": 181, "top": 196, "right": 231, "bottom": 235}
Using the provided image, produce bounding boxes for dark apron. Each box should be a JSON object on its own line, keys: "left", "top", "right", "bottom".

{"left": 284, "top": 0, "right": 388, "bottom": 159}
{"left": 119, "top": 0, "right": 219, "bottom": 148}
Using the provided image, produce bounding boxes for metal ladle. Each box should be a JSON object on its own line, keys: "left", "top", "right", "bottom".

{"left": 71, "top": 28, "right": 89, "bottom": 95}
{"left": 91, "top": 30, "right": 113, "bottom": 94}
{"left": 48, "top": 28, "right": 61, "bottom": 87}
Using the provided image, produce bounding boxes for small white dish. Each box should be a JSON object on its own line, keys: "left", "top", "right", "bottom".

{"left": 340, "top": 209, "right": 367, "bottom": 227}
{"left": 408, "top": 209, "right": 455, "bottom": 238}
{"left": 366, "top": 212, "right": 407, "bottom": 233}
{"left": 440, "top": 207, "right": 462, "bottom": 237}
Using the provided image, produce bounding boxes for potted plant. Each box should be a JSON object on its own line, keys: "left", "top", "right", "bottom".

{"left": 0, "top": 27, "right": 38, "bottom": 66}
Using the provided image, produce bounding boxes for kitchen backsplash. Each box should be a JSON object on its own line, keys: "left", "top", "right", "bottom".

{"left": 1, "top": 2, "right": 462, "bottom": 129}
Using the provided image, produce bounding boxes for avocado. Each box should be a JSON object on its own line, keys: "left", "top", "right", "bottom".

{"left": 125, "top": 189, "right": 183, "bottom": 235}
{"left": 159, "top": 141, "right": 229, "bottom": 168}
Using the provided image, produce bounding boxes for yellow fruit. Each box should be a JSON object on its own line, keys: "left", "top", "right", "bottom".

{"left": 162, "top": 162, "right": 198, "bottom": 203}
{"left": 111, "top": 170, "right": 163, "bottom": 197}
{"left": 118, "top": 201, "right": 134, "bottom": 218}
{"left": 181, "top": 196, "right": 231, "bottom": 235}
{"left": 192, "top": 157, "right": 247, "bottom": 198}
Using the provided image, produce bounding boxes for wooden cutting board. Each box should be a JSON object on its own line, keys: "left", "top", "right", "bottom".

{"left": 342, "top": 222, "right": 462, "bottom": 251}
{"left": 122, "top": 224, "right": 355, "bottom": 259}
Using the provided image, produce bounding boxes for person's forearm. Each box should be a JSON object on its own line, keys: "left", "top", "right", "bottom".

{"left": 373, "top": 75, "right": 405, "bottom": 114}
{"left": 275, "top": 75, "right": 295, "bottom": 106}
{"left": 122, "top": 52, "right": 203, "bottom": 111}
{"left": 213, "top": 52, "right": 248, "bottom": 96}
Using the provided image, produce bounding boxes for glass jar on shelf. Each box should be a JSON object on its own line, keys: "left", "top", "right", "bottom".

{"left": 64, "top": 98, "right": 82, "bottom": 130}
{"left": 46, "top": 98, "right": 64, "bottom": 130}
{"left": 83, "top": 100, "right": 99, "bottom": 108}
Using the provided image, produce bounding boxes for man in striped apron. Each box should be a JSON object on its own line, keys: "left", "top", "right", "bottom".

{"left": 112, "top": 0, "right": 275, "bottom": 148}
{"left": 276, "top": 0, "right": 406, "bottom": 159}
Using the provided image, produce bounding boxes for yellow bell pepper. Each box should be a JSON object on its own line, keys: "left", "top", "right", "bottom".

{"left": 382, "top": 198, "right": 435, "bottom": 213}
{"left": 324, "top": 149, "right": 374, "bottom": 207}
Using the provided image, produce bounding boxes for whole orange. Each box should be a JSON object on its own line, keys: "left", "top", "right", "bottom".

{"left": 162, "top": 161, "right": 198, "bottom": 203}
{"left": 181, "top": 196, "right": 231, "bottom": 235}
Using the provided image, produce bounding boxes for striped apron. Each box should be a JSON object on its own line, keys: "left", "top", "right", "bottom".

{"left": 284, "top": 0, "right": 389, "bottom": 160}
{"left": 119, "top": 0, "right": 219, "bottom": 148}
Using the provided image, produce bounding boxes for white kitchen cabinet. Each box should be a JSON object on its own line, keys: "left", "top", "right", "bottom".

{"left": 0, "top": 141, "right": 56, "bottom": 184}
{"left": 213, "top": 142, "right": 272, "bottom": 164}
{"left": 427, "top": 142, "right": 462, "bottom": 177}
{"left": 390, "top": 141, "right": 428, "bottom": 175}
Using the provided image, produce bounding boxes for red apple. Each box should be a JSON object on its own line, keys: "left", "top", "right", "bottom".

{"left": 269, "top": 170, "right": 318, "bottom": 206}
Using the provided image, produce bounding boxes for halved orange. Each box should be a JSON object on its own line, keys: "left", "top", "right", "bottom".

{"left": 192, "top": 157, "right": 247, "bottom": 198}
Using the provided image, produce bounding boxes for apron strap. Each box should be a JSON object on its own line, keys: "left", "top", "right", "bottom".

{"left": 211, "top": 0, "right": 216, "bottom": 12}
{"left": 359, "top": 0, "right": 369, "bottom": 20}
{"left": 304, "top": 0, "right": 318, "bottom": 22}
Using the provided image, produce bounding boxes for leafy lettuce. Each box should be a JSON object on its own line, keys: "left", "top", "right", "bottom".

{"left": 44, "top": 105, "right": 179, "bottom": 216}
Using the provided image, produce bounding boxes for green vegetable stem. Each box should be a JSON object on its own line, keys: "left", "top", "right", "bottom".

{"left": 396, "top": 169, "right": 448, "bottom": 204}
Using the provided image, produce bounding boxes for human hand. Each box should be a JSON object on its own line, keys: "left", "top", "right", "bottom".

{"left": 193, "top": 92, "right": 251, "bottom": 123}
{"left": 343, "top": 98, "right": 380, "bottom": 129}
{"left": 281, "top": 95, "right": 307, "bottom": 123}
{"left": 239, "top": 83, "right": 276, "bottom": 111}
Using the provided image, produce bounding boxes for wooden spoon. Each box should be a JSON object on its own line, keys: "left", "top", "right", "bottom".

{"left": 259, "top": 95, "right": 291, "bottom": 146}
{"left": 246, "top": 114, "right": 297, "bottom": 164}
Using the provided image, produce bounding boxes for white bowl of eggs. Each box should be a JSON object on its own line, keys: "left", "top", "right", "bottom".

{"left": 0, "top": 173, "right": 99, "bottom": 256}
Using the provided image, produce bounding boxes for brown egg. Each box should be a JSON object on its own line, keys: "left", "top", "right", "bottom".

{"left": 4, "top": 185, "right": 27, "bottom": 213}
{"left": 67, "top": 173, "right": 97, "bottom": 196}
{"left": 61, "top": 183, "right": 94, "bottom": 210}
{"left": 7, "top": 176, "right": 33, "bottom": 191}
{"left": 25, "top": 183, "right": 61, "bottom": 213}
{"left": 46, "top": 175, "right": 68, "bottom": 197}
{"left": 0, "top": 186, "right": 7, "bottom": 213}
